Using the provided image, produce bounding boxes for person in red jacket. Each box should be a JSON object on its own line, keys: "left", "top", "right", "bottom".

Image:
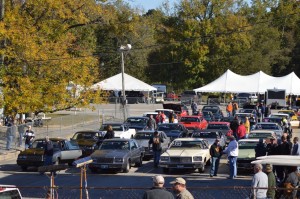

{"left": 237, "top": 121, "right": 246, "bottom": 141}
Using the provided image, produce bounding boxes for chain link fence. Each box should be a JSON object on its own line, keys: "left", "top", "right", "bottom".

{"left": 17, "top": 185, "right": 300, "bottom": 199}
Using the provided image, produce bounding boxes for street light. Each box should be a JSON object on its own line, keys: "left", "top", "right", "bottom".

{"left": 119, "top": 44, "right": 131, "bottom": 121}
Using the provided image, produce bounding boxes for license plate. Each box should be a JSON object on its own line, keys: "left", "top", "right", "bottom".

{"left": 177, "top": 165, "right": 184, "bottom": 168}
{"left": 101, "top": 165, "right": 108, "bottom": 169}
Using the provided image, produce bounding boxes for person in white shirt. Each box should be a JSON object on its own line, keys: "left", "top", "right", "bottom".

{"left": 251, "top": 164, "right": 268, "bottom": 199}
{"left": 223, "top": 136, "right": 239, "bottom": 179}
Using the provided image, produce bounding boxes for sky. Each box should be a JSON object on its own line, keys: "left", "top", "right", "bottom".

{"left": 124, "top": 0, "right": 178, "bottom": 11}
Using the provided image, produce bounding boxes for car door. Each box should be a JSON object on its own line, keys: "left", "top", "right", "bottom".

{"left": 129, "top": 140, "right": 140, "bottom": 163}
{"left": 202, "top": 140, "right": 211, "bottom": 161}
{"left": 160, "top": 132, "right": 169, "bottom": 151}
{"left": 60, "top": 140, "right": 82, "bottom": 161}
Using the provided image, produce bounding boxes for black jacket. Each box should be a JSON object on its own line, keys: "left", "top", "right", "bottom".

{"left": 149, "top": 135, "right": 164, "bottom": 151}
{"left": 44, "top": 141, "right": 54, "bottom": 156}
{"left": 210, "top": 143, "right": 222, "bottom": 157}
{"left": 255, "top": 143, "right": 267, "bottom": 158}
{"left": 143, "top": 187, "right": 174, "bottom": 199}
{"left": 104, "top": 130, "right": 115, "bottom": 139}
{"left": 230, "top": 119, "right": 239, "bottom": 132}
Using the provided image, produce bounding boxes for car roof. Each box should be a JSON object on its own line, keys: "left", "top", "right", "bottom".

{"left": 256, "top": 122, "right": 278, "bottom": 125}
{"left": 173, "top": 138, "right": 204, "bottom": 141}
{"left": 126, "top": 116, "right": 149, "bottom": 119}
{"left": 35, "top": 138, "right": 66, "bottom": 141}
{"left": 250, "top": 130, "right": 275, "bottom": 133}
{"left": 181, "top": 115, "right": 201, "bottom": 118}
{"left": 278, "top": 110, "right": 294, "bottom": 112}
{"left": 136, "top": 130, "right": 164, "bottom": 134}
{"left": 238, "top": 139, "right": 260, "bottom": 143}
{"left": 155, "top": 109, "right": 174, "bottom": 111}
{"left": 143, "top": 112, "right": 158, "bottom": 114}
{"left": 208, "top": 122, "right": 229, "bottom": 125}
{"left": 270, "top": 113, "right": 289, "bottom": 116}
{"left": 103, "top": 138, "right": 132, "bottom": 141}
{"left": 75, "top": 130, "right": 102, "bottom": 133}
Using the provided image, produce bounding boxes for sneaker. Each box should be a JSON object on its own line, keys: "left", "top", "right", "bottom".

{"left": 213, "top": 174, "right": 217, "bottom": 176}
{"left": 209, "top": 175, "right": 213, "bottom": 177}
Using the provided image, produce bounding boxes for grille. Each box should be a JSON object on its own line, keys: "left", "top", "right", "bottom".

{"left": 27, "top": 155, "right": 43, "bottom": 161}
{"left": 97, "top": 158, "right": 114, "bottom": 163}
{"left": 170, "top": 157, "right": 192, "bottom": 163}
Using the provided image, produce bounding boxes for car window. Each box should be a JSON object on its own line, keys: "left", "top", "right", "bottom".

{"left": 0, "top": 189, "right": 22, "bottom": 199}
{"left": 158, "top": 124, "right": 181, "bottom": 131}
{"left": 248, "top": 133, "right": 273, "bottom": 139}
{"left": 126, "top": 118, "right": 147, "bottom": 125}
{"left": 134, "top": 133, "right": 152, "bottom": 139}
{"left": 192, "top": 132, "right": 218, "bottom": 138}
{"left": 207, "top": 124, "right": 229, "bottom": 130}
{"left": 74, "top": 132, "right": 97, "bottom": 140}
{"left": 255, "top": 124, "right": 279, "bottom": 130}
{"left": 100, "top": 141, "right": 129, "bottom": 150}
{"left": 170, "top": 141, "right": 204, "bottom": 149}
{"left": 100, "top": 124, "right": 123, "bottom": 131}
{"left": 66, "top": 140, "right": 80, "bottom": 150}
{"left": 181, "top": 117, "right": 200, "bottom": 122}
{"left": 238, "top": 141, "right": 257, "bottom": 149}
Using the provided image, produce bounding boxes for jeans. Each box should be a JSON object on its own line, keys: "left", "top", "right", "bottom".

{"left": 19, "top": 132, "right": 23, "bottom": 147}
{"left": 44, "top": 155, "right": 53, "bottom": 166}
{"left": 6, "top": 135, "right": 13, "bottom": 150}
{"left": 25, "top": 142, "right": 32, "bottom": 149}
{"left": 153, "top": 150, "right": 161, "bottom": 166}
{"left": 227, "top": 111, "right": 232, "bottom": 117}
{"left": 210, "top": 157, "right": 220, "bottom": 176}
{"left": 228, "top": 156, "right": 237, "bottom": 178}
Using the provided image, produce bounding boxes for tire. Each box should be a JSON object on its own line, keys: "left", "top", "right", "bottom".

{"left": 21, "top": 166, "right": 27, "bottom": 171}
{"left": 198, "top": 162, "right": 206, "bottom": 173}
{"left": 135, "top": 156, "right": 143, "bottom": 167}
{"left": 54, "top": 158, "right": 60, "bottom": 165}
{"left": 123, "top": 160, "right": 131, "bottom": 173}
{"left": 162, "top": 168, "right": 169, "bottom": 173}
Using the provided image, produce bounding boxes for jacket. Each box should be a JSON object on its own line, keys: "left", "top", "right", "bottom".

{"left": 210, "top": 143, "right": 222, "bottom": 157}
{"left": 149, "top": 135, "right": 164, "bottom": 151}
{"left": 143, "top": 187, "right": 174, "bottom": 199}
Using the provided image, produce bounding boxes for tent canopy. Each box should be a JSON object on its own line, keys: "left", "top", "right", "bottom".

{"left": 194, "top": 69, "right": 300, "bottom": 95}
{"left": 91, "top": 73, "right": 157, "bottom": 92}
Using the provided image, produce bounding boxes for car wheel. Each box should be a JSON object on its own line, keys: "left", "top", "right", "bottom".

{"left": 54, "top": 158, "right": 60, "bottom": 165}
{"left": 198, "top": 162, "right": 206, "bottom": 173}
{"left": 135, "top": 156, "right": 143, "bottom": 167}
{"left": 162, "top": 168, "right": 169, "bottom": 173}
{"left": 123, "top": 160, "right": 131, "bottom": 173}
{"left": 21, "top": 166, "right": 27, "bottom": 171}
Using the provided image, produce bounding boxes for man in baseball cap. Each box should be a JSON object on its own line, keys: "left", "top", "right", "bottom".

{"left": 170, "top": 177, "right": 194, "bottom": 199}
{"left": 143, "top": 175, "right": 174, "bottom": 199}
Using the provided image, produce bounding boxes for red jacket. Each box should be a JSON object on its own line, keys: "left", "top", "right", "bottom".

{"left": 237, "top": 124, "right": 246, "bottom": 138}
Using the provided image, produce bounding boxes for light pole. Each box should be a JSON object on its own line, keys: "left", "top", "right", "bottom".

{"left": 119, "top": 44, "right": 131, "bottom": 121}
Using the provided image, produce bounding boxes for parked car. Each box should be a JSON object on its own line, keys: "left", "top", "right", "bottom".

{"left": 239, "top": 109, "right": 257, "bottom": 115}
{"left": 0, "top": 185, "right": 22, "bottom": 198}
{"left": 159, "top": 138, "right": 210, "bottom": 173}
{"left": 163, "top": 103, "right": 189, "bottom": 118}
{"left": 191, "top": 129, "right": 226, "bottom": 147}
{"left": 248, "top": 130, "right": 276, "bottom": 140}
{"left": 134, "top": 130, "right": 170, "bottom": 159}
{"left": 253, "top": 122, "right": 283, "bottom": 139}
{"left": 237, "top": 139, "right": 260, "bottom": 171}
{"left": 179, "top": 116, "right": 208, "bottom": 131}
{"left": 124, "top": 116, "right": 149, "bottom": 131}
{"left": 206, "top": 121, "right": 233, "bottom": 144}
{"left": 71, "top": 130, "right": 105, "bottom": 157}
{"left": 234, "top": 113, "right": 253, "bottom": 123}
{"left": 89, "top": 138, "right": 144, "bottom": 173}
{"left": 17, "top": 138, "right": 82, "bottom": 171}
{"left": 99, "top": 123, "right": 136, "bottom": 139}
{"left": 278, "top": 110, "right": 298, "bottom": 121}
{"left": 236, "top": 93, "right": 258, "bottom": 103}
{"left": 262, "top": 117, "right": 283, "bottom": 126}
{"left": 207, "top": 95, "right": 221, "bottom": 105}
{"left": 180, "top": 90, "right": 201, "bottom": 105}
{"left": 157, "top": 123, "right": 189, "bottom": 141}
{"left": 143, "top": 112, "right": 159, "bottom": 119}
{"left": 202, "top": 105, "right": 223, "bottom": 121}
{"left": 155, "top": 109, "right": 179, "bottom": 123}
{"left": 202, "top": 111, "right": 215, "bottom": 122}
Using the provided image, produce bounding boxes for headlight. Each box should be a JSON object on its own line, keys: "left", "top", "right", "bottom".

{"left": 114, "top": 158, "right": 124, "bottom": 163}
{"left": 160, "top": 156, "right": 170, "bottom": 161}
{"left": 193, "top": 156, "right": 202, "bottom": 161}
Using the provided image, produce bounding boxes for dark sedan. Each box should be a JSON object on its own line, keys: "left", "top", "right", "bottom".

{"left": 71, "top": 130, "right": 105, "bottom": 157}
{"left": 124, "top": 116, "right": 149, "bottom": 131}
{"left": 89, "top": 139, "right": 144, "bottom": 173}
{"left": 157, "top": 123, "right": 189, "bottom": 140}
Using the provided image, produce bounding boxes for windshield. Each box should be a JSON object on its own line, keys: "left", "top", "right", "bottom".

{"left": 193, "top": 132, "right": 218, "bottom": 138}
{"left": 100, "top": 141, "right": 129, "bottom": 150}
{"left": 181, "top": 117, "right": 200, "bottom": 122}
{"left": 126, "top": 118, "right": 147, "bottom": 126}
{"left": 158, "top": 124, "right": 181, "bottom": 131}
{"left": 134, "top": 133, "right": 153, "bottom": 140}
{"left": 204, "top": 109, "right": 218, "bottom": 113}
{"left": 100, "top": 124, "right": 123, "bottom": 131}
{"left": 238, "top": 141, "right": 257, "bottom": 149}
{"left": 73, "top": 132, "right": 97, "bottom": 140}
{"left": 32, "top": 140, "right": 60, "bottom": 150}
{"left": 248, "top": 133, "right": 272, "bottom": 139}
{"left": 207, "top": 124, "right": 229, "bottom": 130}
{"left": 170, "top": 141, "right": 204, "bottom": 149}
{"left": 255, "top": 124, "right": 280, "bottom": 130}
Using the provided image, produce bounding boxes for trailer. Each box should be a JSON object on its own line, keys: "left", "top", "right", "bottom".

{"left": 265, "top": 89, "right": 286, "bottom": 109}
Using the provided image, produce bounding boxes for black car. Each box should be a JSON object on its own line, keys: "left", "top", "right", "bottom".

{"left": 202, "top": 111, "right": 215, "bottom": 122}
{"left": 89, "top": 138, "right": 144, "bottom": 173}
{"left": 157, "top": 123, "right": 189, "bottom": 141}
{"left": 202, "top": 106, "right": 223, "bottom": 121}
{"left": 71, "top": 130, "right": 105, "bottom": 157}
{"left": 124, "top": 116, "right": 149, "bottom": 131}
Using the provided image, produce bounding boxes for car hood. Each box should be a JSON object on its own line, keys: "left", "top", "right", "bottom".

{"left": 77, "top": 139, "right": 97, "bottom": 147}
{"left": 19, "top": 148, "right": 44, "bottom": 156}
{"left": 135, "top": 140, "right": 149, "bottom": 147}
{"left": 163, "top": 149, "right": 205, "bottom": 157}
{"left": 91, "top": 150, "right": 128, "bottom": 158}
{"left": 163, "top": 104, "right": 182, "bottom": 112}
{"left": 238, "top": 149, "right": 255, "bottom": 159}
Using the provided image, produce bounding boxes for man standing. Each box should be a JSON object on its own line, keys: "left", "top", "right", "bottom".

{"left": 17, "top": 120, "right": 27, "bottom": 147}
{"left": 209, "top": 138, "right": 222, "bottom": 177}
{"left": 6, "top": 120, "right": 17, "bottom": 150}
{"left": 170, "top": 177, "right": 194, "bottom": 199}
{"left": 226, "top": 102, "right": 233, "bottom": 117}
{"left": 237, "top": 121, "right": 246, "bottom": 140}
{"left": 251, "top": 164, "right": 268, "bottom": 199}
{"left": 266, "top": 137, "right": 278, "bottom": 156}
{"left": 230, "top": 116, "right": 239, "bottom": 140}
{"left": 147, "top": 115, "right": 157, "bottom": 130}
{"left": 143, "top": 175, "right": 174, "bottom": 199}
{"left": 223, "top": 136, "right": 239, "bottom": 179}
{"left": 24, "top": 125, "right": 35, "bottom": 149}
{"left": 291, "top": 137, "right": 299, "bottom": 155}
{"left": 265, "top": 164, "right": 276, "bottom": 199}
{"left": 255, "top": 138, "right": 267, "bottom": 158}
{"left": 149, "top": 131, "right": 164, "bottom": 168}
{"left": 44, "top": 136, "right": 54, "bottom": 166}
{"left": 191, "top": 101, "right": 198, "bottom": 115}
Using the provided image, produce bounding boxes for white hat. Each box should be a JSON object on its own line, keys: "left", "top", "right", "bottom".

{"left": 153, "top": 175, "right": 164, "bottom": 184}
{"left": 170, "top": 177, "right": 186, "bottom": 185}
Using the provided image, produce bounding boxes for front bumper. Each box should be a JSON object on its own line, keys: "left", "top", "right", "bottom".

{"left": 159, "top": 162, "right": 203, "bottom": 169}
{"left": 17, "top": 160, "right": 44, "bottom": 167}
{"left": 89, "top": 163, "right": 124, "bottom": 170}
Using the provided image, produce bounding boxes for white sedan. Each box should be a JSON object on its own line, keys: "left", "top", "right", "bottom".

{"left": 159, "top": 138, "right": 211, "bottom": 173}
{"left": 100, "top": 123, "right": 136, "bottom": 139}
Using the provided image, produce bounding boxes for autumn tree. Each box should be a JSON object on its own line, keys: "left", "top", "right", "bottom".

{"left": 0, "top": 0, "right": 105, "bottom": 117}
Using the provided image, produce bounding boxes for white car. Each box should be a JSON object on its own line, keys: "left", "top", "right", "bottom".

{"left": 155, "top": 109, "right": 179, "bottom": 123}
{"left": 0, "top": 185, "right": 22, "bottom": 198}
{"left": 159, "top": 138, "right": 211, "bottom": 173}
{"left": 100, "top": 123, "right": 136, "bottom": 139}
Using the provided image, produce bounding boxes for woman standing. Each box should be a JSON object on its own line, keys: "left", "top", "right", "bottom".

{"left": 104, "top": 125, "right": 115, "bottom": 139}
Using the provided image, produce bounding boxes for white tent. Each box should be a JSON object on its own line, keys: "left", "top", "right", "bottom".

{"left": 91, "top": 73, "right": 157, "bottom": 91}
{"left": 194, "top": 69, "right": 300, "bottom": 94}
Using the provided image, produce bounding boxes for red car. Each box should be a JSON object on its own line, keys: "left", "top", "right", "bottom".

{"left": 163, "top": 103, "right": 189, "bottom": 119}
{"left": 179, "top": 116, "right": 208, "bottom": 130}
{"left": 206, "top": 121, "right": 233, "bottom": 144}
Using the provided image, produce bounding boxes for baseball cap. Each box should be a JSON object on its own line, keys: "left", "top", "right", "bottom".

{"left": 169, "top": 177, "right": 186, "bottom": 185}
{"left": 153, "top": 175, "right": 164, "bottom": 184}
